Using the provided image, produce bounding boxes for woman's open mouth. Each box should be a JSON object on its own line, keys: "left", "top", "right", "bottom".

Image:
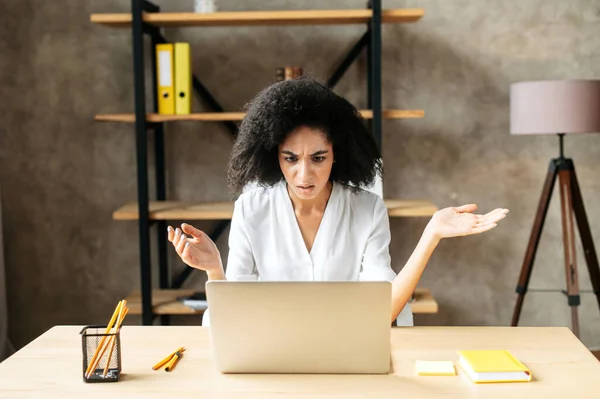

{"left": 296, "top": 185, "right": 315, "bottom": 194}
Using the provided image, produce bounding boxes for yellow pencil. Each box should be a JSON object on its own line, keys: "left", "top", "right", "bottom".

{"left": 152, "top": 347, "right": 186, "bottom": 370}
{"left": 102, "top": 304, "right": 129, "bottom": 377}
{"left": 165, "top": 351, "right": 182, "bottom": 372}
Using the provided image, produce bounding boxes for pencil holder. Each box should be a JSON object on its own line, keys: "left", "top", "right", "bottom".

{"left": 80, "top": 325, "right": 122, "bottom": 383}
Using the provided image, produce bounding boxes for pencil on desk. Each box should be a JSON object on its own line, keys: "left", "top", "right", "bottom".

{"left": 165, "top": 351, "right": 183, "bottom": 372}
{"left": 152, "top": 347, "right": 186, "bottom": 370}
{"left": 102, "top": 304, "right": 129, "bottom": 377}
{"left": 85, "top": 300, "right": 123, "bottom": 377}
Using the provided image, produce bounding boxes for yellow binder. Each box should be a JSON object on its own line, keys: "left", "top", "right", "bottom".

{"left": 174, "top": 43, "right": 192, "bottom": 115}
{"left": 457, "top": 350, "right": 532, "bottom": 383}
{"left": 156, "top": 43, "right": 175, "bottom": 115}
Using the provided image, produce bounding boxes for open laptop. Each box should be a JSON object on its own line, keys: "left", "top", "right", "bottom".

{"left": 205, "top": 281, "right": 392, "bottom": 374}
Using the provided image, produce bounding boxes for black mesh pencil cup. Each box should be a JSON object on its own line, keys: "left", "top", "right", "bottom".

{"left": 80, "top": 325, "right": 122, "bottom": 382}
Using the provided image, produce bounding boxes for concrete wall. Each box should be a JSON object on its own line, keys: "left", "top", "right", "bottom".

{"left": 1, "top": 0, "right": 599, "bottom": 349}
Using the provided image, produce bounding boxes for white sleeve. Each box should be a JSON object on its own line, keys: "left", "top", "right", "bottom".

{"left": 224, "top": 197, "right": 258, "bottom": 281}
{"left": 359, "top": 195, "right": 396, "bottom": 282}
{"left": 359, "top": 195, "right": 414, "bottom": 327}
{"left": 203, "top": 197, "right": 258, "bottom": 327}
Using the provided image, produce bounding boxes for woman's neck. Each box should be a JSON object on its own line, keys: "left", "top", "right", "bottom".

{"left": 287, "top": 181, "right": 333, "bottom": 215}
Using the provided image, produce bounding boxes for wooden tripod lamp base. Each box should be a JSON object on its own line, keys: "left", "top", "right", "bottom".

{"left": 509, "top": 80, "right": 600, "bottom": 338}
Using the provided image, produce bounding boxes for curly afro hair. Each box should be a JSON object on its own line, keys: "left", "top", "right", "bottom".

{"left": 227, "top": 76, "right": 382, "bottom": 195}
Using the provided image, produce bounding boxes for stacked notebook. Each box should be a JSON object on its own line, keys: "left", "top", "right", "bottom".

{"left": 457, "top": 350, "right": 532, "bottom": 383}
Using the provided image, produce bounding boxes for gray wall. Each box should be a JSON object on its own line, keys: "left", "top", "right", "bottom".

{"left": 1, "top": 0, "right": 599, "bottom": 349}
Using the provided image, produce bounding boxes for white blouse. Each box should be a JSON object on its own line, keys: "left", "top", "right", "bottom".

{"left": 204, "top": 181, "right": 413, "bottom": 326}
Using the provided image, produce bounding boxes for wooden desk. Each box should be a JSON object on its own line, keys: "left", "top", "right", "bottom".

{"left": 1, "top": 326, "right": 599, "bottom": 398}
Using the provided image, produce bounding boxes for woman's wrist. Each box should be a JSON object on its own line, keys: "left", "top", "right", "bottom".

{"left": 206, "top": 267, "right": 225, "bottom": 281}
{"left": 205, "top": 255, "right": 225, "bottom": 281}
{"left": 423, "top": 220, "right": 443, "bottom": 245}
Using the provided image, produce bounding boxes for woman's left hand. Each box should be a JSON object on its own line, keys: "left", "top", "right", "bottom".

{"left": 425, "top": 204, "right": 508, "bottom": 240}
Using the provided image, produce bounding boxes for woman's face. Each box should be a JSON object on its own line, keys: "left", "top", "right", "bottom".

{"left": 278, "top": 126, "right": 334, "bottom": 201}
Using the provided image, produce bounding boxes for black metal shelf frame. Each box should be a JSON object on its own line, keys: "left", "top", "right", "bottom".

{"left": 130, "top": 0, "right": 385, "bottom": 325}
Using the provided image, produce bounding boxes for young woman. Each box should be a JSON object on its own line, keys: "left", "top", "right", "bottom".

{"left": 168, "top": 77, "right": 508, "bottom": 325}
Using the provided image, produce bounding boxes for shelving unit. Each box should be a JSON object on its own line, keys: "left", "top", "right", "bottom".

{"left": 91, "top": 0, "right": 438, "bottom": 324}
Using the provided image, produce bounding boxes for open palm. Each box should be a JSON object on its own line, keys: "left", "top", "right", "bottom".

{"left": 428, "top": 204, "right": 508, "bottom": 239}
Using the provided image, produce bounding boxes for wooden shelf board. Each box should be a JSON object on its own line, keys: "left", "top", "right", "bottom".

{"left": 126, "top": 289, "right": 205, "bottom": 315}
{"left": 113, "top": 199, "right": 437, "bottom": 220}
{"left": 95, "top": 110, "right": 424, "bottom": 123}
{"left": 125, "top": 287, "right": 437, "bottom": 315}
{"left": 361, "top": 110, "right": 425, "bottom": 119}
{"left": 113, "top": 201, "right": 234, "bottom": 220}
{"left": 385, "top": 199, "right": 438, "bottom": 218}
{"left": 90, "top": 9, "right": 424, "bottom": 28}
{"left": 410, "top": 287, "right": 438, "bottom": 314}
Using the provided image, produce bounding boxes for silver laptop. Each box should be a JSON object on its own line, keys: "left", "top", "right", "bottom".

{"left": 205, "top": 281, "right": 392, "bottom": 374}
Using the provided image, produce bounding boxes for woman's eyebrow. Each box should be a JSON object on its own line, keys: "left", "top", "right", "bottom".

{"left": 280, "top": 150, "right": 329, "bottom": 156}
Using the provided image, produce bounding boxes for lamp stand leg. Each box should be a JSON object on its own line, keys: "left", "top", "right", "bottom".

{"left": 568, "top": 160, "right": 600, "bottom": 318}
{"left": 558, "top": 160, "right": 580, "bottom": 338}
{"left": 511, "top": 159, "right": 558, "bottom": 326}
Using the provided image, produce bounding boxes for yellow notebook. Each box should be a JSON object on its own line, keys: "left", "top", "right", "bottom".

{"left": 457, "top": 350, "right": 532, "bottom": 383}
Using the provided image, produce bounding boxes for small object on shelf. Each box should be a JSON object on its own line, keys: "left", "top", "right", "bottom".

{"left": 274, "top": 67, "right": 285, "bottom": 82}
{"left": 284, "top": 66, "right": 294, "bottom": 80}
{"left": 284, "top": 66, "right": 303, "bottom": 80}
{"left": 177, "top": 291, "right": 208, "bottom": 311}
{"left": 174, "top": 43, "right": 192, "bottom": 115}
{"left": 156, "top": 44, "right": 175, "bottom": 115}
{"left": 194, "top": 0, "right": 216, "bottom": 14}
{"left": 293, "top": 67, "right": 303, "bottom": 79}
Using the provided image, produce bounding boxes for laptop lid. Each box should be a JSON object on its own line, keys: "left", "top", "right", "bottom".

{"left": 205, "top": 281, "right": 391, "bottom": 374}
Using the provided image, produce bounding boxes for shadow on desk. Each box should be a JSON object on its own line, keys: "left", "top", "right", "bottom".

{"left": 213, "top": 372, "right": 455, "bottom": 397}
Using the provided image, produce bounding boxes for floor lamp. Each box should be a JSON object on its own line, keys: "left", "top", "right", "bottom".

{"left": 509, "top": 80, "right": 600, "bottom": 338}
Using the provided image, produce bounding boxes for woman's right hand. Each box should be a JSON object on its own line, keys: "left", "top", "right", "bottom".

{"left": 167, "top": 223, "right": 224, "bottom": 278}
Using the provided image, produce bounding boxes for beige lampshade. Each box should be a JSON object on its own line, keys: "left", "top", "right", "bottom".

{"left": 510, "top": 80, "right": 600, "bottom": 135}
